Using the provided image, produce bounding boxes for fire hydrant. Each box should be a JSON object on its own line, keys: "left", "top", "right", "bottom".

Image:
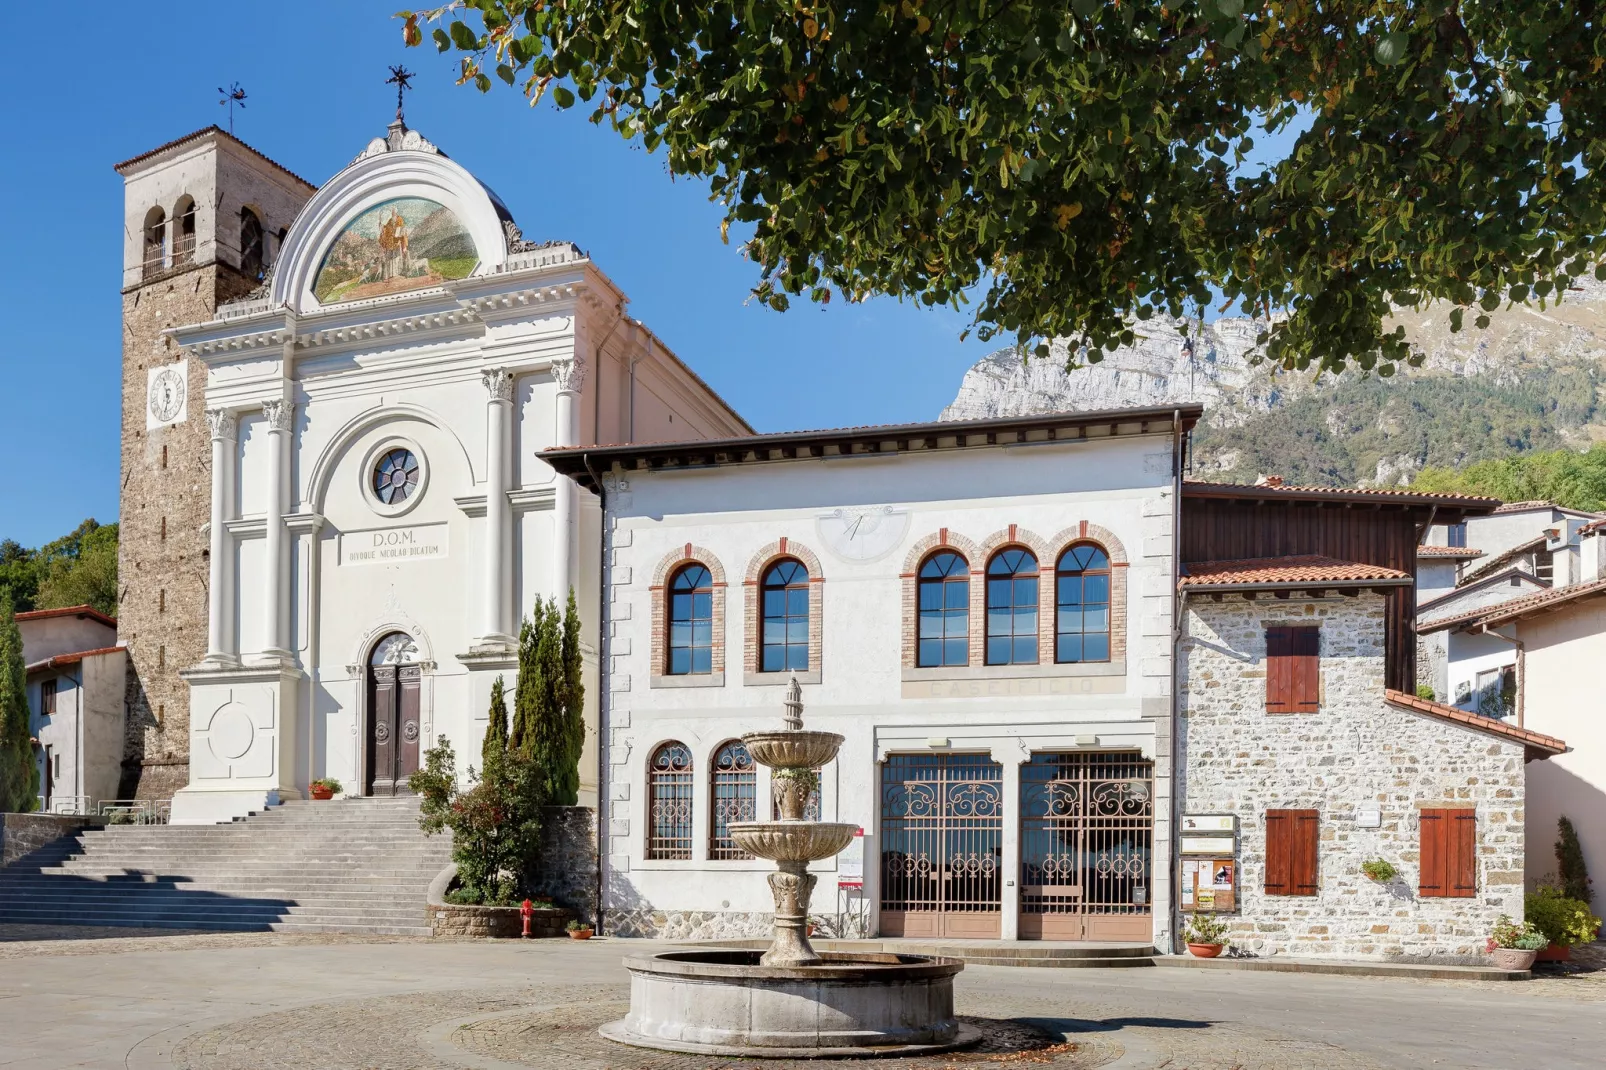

{"left": 520, "top": 898, "right": 534, "bottom": 939}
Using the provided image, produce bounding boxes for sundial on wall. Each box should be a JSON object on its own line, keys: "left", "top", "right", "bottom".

{"left": 816, "top": 505, "right": 910, "bottom": 563}
{"left": 146, "top": 363, "right": 188, "bottom": 428}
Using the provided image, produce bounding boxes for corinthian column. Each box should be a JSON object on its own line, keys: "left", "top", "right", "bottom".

{"left": 550, "top": 353, "right": 585, "bottom": 602}
{"left": 479, "top": 368, "right": 516, "bottom": 649}
{"left": 259, "top": 397, "right": 294, "bottom": 662}
{"left": 204, "top": 408, "right": 239, "bottom": 665}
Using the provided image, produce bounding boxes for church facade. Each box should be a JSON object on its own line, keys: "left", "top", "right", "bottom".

{"left": 120, "top": 121, "right": 746, "bottom": 824}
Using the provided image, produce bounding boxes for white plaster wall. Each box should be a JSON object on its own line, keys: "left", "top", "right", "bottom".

{"left": 235, "top": 415, "right": 270, "bottom": 517}
{"left": 1181, "top": 593, "right": 1527, "bottom": 961}
{"left": 17, "top": 616, "right": 117, "bottom": 664}
{"left": 600, "top": 432, "right": 1178, "bottom": 942}
{"left": 1415, "top": 561, "right": 1458, "bottom": 605}
{"left": 1512, "top": 599, "right": 1606, "bottom": 893}
{"left": 1445, "top": 629, "right": 1518, "bottom": 710}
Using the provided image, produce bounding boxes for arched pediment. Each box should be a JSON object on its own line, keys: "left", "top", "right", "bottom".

{"left": 272, "top": 143, "right": 510, "bottom": 313}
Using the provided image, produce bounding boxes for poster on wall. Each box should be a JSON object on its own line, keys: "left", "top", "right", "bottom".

{"left": 837, "top": 827, "right": 864, "bottom": 889}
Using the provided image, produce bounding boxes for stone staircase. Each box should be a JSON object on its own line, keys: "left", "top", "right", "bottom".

{"left": 0, "top": 797, "right": 451, "bottom": 935}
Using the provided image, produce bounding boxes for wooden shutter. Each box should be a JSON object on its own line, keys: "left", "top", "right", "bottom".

{"left": 1265, "top": 809, "right": 1318, "bottom": 896}
{"left": 1420, "top": 808, "right": 1476, "bottom": 898}
{"left": 1265, "top": 626, "right": 1319, "bottom": 713}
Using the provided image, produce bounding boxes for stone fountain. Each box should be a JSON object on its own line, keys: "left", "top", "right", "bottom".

{"left": 601, "top": 679, "right": 974, "bottom": 1056}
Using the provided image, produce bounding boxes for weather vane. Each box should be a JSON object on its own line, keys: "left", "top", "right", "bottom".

{"left": 386, "top": 65, "right": 415, "bottom": 124}
{"left": 218, "top": 82, "right": 247, "bottom": 135}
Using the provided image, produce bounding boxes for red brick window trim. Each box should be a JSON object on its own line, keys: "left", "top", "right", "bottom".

{"left": 742, "top": 539, "right": 825, "bottom": 678}
{"left": 649, "top": 545, "right": 727, "bottom": 681}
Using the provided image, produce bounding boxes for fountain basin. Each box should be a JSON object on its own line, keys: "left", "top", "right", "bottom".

{"left": 599, "top": 950, "right": 975, "bottom": 1057}
{"left": 728, "top": 820, "right": 857, "bottom": 862}
{"left": 741, "top": 730, "right": 845, "bottom": 770}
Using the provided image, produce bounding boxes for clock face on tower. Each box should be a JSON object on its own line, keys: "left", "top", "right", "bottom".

{"left": 146, "top": 363, "right": 188, "bottom": 428}
{"left": 815, "top": 505, "right": 910, "bottom": 563}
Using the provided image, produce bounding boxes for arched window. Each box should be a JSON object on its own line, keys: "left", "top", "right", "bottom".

{"left": 917, "top": 551, "right": 970, "bottom": 667}
{"left": 173, "top": 196, "right": 196, "bottom": 265}
{"left": 760, "top": 559, "right": 810, "bottom": 672}
{"left": 142, "top": 207, "right": 166, "bottom": 277}
{"left": 647, "top": 742, "right": 694, "bottom": 859}
{"left": 709, "top": 740, "right": 756, "bottom": 859}
{"left": 1056, "top": 544, "right": 1111, "bottom": 663}
{"left": 986, "top": 548, "right": 1039, "bottom": 665}
{"left": 668, "top": 564, "right": 714, "bottom": 675}
{"left": 239, "top": 208, "right": 264, "bottom": 279}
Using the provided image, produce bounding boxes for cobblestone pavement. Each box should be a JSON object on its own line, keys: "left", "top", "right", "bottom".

{"left": 0, "top": 930, "right": 1603, "bottom": 1070}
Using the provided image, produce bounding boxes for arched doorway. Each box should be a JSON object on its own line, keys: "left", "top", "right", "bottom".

{"left": 366, "top": 632, "right": 422, "bottom": 795}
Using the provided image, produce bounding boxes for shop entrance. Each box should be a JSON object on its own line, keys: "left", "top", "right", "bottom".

{"left": 879, "top": 753, "right": 1003, "bottom": 938}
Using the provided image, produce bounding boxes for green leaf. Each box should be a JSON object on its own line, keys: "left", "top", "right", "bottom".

{"left": 496, "top": 63, "right": 516, "bottom": 86}
{"left": 449, "top": 20, "right": 478, "bottom": 51}
{"left": 432, "top": 27, "right": 451, "bottom": 53}
{"left": 1072, "top": 0, "right": 1100, "bottom": 20}
{"left": 553, "top": 86, "right": 576, "bottom": 109}
{"left": 1218, "top": 0, "right": 1243, "bottom": 18}
{"left": 1375, "top": 31, "right": 1409, "bottom": 66}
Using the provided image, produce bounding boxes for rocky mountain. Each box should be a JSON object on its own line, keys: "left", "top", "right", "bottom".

{"left": 941, "top": 276, "right": 1606, "bottom": 487}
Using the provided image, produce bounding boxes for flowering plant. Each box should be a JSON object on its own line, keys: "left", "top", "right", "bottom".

{"left": 1487, "top": 915, "right": 1547, "bottom": 952}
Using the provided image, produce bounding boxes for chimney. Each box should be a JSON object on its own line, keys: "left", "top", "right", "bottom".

{"left": 1255, "top": 474, "right": 1286, "bottom": 488}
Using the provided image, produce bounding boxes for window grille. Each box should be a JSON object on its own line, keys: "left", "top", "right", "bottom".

{"left": 709, "top": 740, "right": 756, "bottom": 859}
{"left": 647, "top": 742, "right": 694, "bottom": 859}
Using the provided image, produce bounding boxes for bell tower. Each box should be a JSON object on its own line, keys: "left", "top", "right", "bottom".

{"left": 114, "top": 128, "right": 315, "bottom": 801}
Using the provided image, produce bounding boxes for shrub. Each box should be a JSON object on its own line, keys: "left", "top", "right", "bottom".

{"left": 1360, "top": 859, "right": 1398, "bottom": 883}
{"left": 410, "top": 734, "right": 546, "bottom": 906}
{"left": 1525, "top": 884, "right": 1602, "bottom": 948}
{"left": 310, "top": 777, "right": 342, "bottom": 793}
{"left": 1488, "top": 915, "right": 1548, "bottom": 952}
{"left": 1556, "top": 816, "right": 1593, "bottom": 906}
{"left": 1415, "top": 683, "right": 1436, "bottom": 702}
{"left": 1184, "top": 914, "right": 1231, "bottom": 946}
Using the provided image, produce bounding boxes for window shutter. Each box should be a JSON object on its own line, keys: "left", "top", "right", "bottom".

{"left": 1291, "top": 627, "right": 1320, "bottom": 713}
{"left": 1449, "top": 810, "right": 1477, "bottom": 897}
{"left": 1419, "top": 809, "right": 1446, "bottom": 896}
{"left": 1264, "top": 810, "right": 1290, "bottom": 894}
{"left": 1291, "top": 810, "right": 1319, "bottom": 894}
{"left": 1265, "top": 628, "right": 1293, "bottom": 713}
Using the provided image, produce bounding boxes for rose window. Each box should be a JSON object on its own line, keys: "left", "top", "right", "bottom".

{"left": 372, "top": 448, "right": 420, "bottom": 505}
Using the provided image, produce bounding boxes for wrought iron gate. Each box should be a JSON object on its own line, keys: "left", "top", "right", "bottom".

{"left": 880, "top": 753, "right": 1003, "bottom": 938}
{"left": 1020, "top": 751, "right": 1153, "bottom": 940}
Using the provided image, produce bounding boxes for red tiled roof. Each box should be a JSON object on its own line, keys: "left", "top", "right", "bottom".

{"left": 25, "top": 645, "right": 125, "bottom": 674}
{"left": 113, "top": 125, "right": 316, "bottom": 189}
{"left": 1182, "top": 480, "right": 1501, "bottom": 509}
{"left": 1384, "top": 689, "right": 1566, "bottom": 760}
{"left": 1581, "top": 517, "right": 1606, "bottom": 535}
{"left": 1178, "top": 555, "right": 1412, "bottom": 591}
{"left": 14, "top": 605, "right": 117, "bottom": 629}
{"left": 1492, "top": 500, "right": 1557, "bottom": 514}
{"left": 1416, "top": 545, "right": 1484, "bottom": 559}
{"left": 1470, "top": 578, "right": 1606, "bottom": 627}
{"left": 1461, "top": 534, "right": 1548, "bottom": 583}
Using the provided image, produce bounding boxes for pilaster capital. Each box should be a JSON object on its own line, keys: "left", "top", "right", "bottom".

{"left": 551, "top": 354, "right": 586, "bottom": 395}
{"left": 261, "top": 397, "right": 295, "bottom": 433}
{"left": 482, "top": 367, "right": 515, "bottom": 404}
{"left": 205, "top": 408, "right": 239, "bottom": 441}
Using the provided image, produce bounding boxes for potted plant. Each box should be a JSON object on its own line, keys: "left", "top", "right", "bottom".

{"left": 309, "top": 777, "right": 342, "bottom": 801}
{"left": 1360, "top": 859, "right": 1398, "bottom": 884}
{"left": 1486, "top": 915, "right": 1547, "bottom": 971}
{"left": 1184, "top": 914, "right": 1230, "bottom": 958}
{"left": 1526, "top": 884, "right": 1602, "bottom": 962}
{"left": 566, "top": 918, "right": 594, "bottom": 940}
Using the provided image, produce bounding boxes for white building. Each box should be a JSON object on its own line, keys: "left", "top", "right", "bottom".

{"left": 158, "top": 120, "right": 748, "bottom": 824}
{"left": 19, "top": 607, "right": 127, "bottom": 815}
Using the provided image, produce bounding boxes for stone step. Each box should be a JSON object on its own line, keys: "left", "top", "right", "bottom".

{"left": 0, "top": 910, "right": 431, "bottom": 936}
{"left": 0, "top": 902, "right": 427, "bottom": 924}
{"left": 0, "top": 889, "right": 428, "bottom": 907}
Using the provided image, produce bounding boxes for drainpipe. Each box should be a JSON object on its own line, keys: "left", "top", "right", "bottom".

{"left": 1477, "top": 623, "right": 1525, "bottom": 727}
{"left": 1168, "top": 408, "right": 1184, "bottom": 957}
{"left": 582, "top": 451, "right": 609, "bottom": 933}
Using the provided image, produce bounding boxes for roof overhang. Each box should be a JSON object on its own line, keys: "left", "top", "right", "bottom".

{"left": 1384, "top": 689, "right": 1566, "bottom": 762}
{"left": 542, "top": 404, "right": 1203, "bottom": 492}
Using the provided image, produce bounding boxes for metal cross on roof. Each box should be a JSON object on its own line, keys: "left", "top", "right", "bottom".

{"left": 386, "top": 65, "right": 415, "bottom": 123}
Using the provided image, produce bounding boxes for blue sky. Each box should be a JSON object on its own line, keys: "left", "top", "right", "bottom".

{"left": 0, "top": 1, "right": 998, "bottom": 549}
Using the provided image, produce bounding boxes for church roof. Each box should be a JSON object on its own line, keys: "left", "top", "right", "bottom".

{"left": 113, "top": 125, "right": 316, "bottom": 189}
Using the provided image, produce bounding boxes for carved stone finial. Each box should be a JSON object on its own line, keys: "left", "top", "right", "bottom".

{"left": 783, "top": 674, "right": 803, "bottom": 731}
{"left": 205, "top": 408, "right": 238, "bottom": 441}
{"left": 550, "top": 354, "right": 586, "bottom": 394}
{"left": 482, "top": 367, "right": 514, "bottom": 403}
{"left": 261, "top": 398, "right": 294, "bottom": 432}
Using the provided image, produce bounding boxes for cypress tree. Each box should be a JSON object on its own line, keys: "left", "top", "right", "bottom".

{"left": 482, "top": 675, "right": 509, "bottom": 768}
{"left": 0, "top": 596, "right": 37, "bottom": 813}
{"left": 555, "top": 588, "right": 586, "bottom": 807}
{"left": 531, "top": 597, "right": 567, "bottom": 802}
{"left": 509, "top": 609, "right": 539, "bottom": 756}
{"left": 1557, "top": 815, "right": 1593, "bottom": 905}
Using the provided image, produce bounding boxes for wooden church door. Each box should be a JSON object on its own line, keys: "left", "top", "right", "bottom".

{"left": 366, "top": 633, "right": 423, "bottom": 796}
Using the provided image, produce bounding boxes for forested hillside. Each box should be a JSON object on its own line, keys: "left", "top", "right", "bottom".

{"left": 0, "top": 520, "right": 118, "bottom": 617}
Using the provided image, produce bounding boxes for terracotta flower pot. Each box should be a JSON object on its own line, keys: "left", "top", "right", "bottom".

{"left": 1535, "top": 943, "right": 1571, "bottom": 963}
{"left": 1187, "top": 943, "right": 1225, "bottom": 958}
{"left": 568, "top": 929, "right": 593, "bottom": 940}
{"left": 309, "top": 786, "right": 334, "bottom": 801}
{"left": 1489, "top": 947, "right": 1539, "bottom": 971}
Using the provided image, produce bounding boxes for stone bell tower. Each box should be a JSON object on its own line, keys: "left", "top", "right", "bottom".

{"left": 114, "top": 128, "right": 315, "bottom": 801}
